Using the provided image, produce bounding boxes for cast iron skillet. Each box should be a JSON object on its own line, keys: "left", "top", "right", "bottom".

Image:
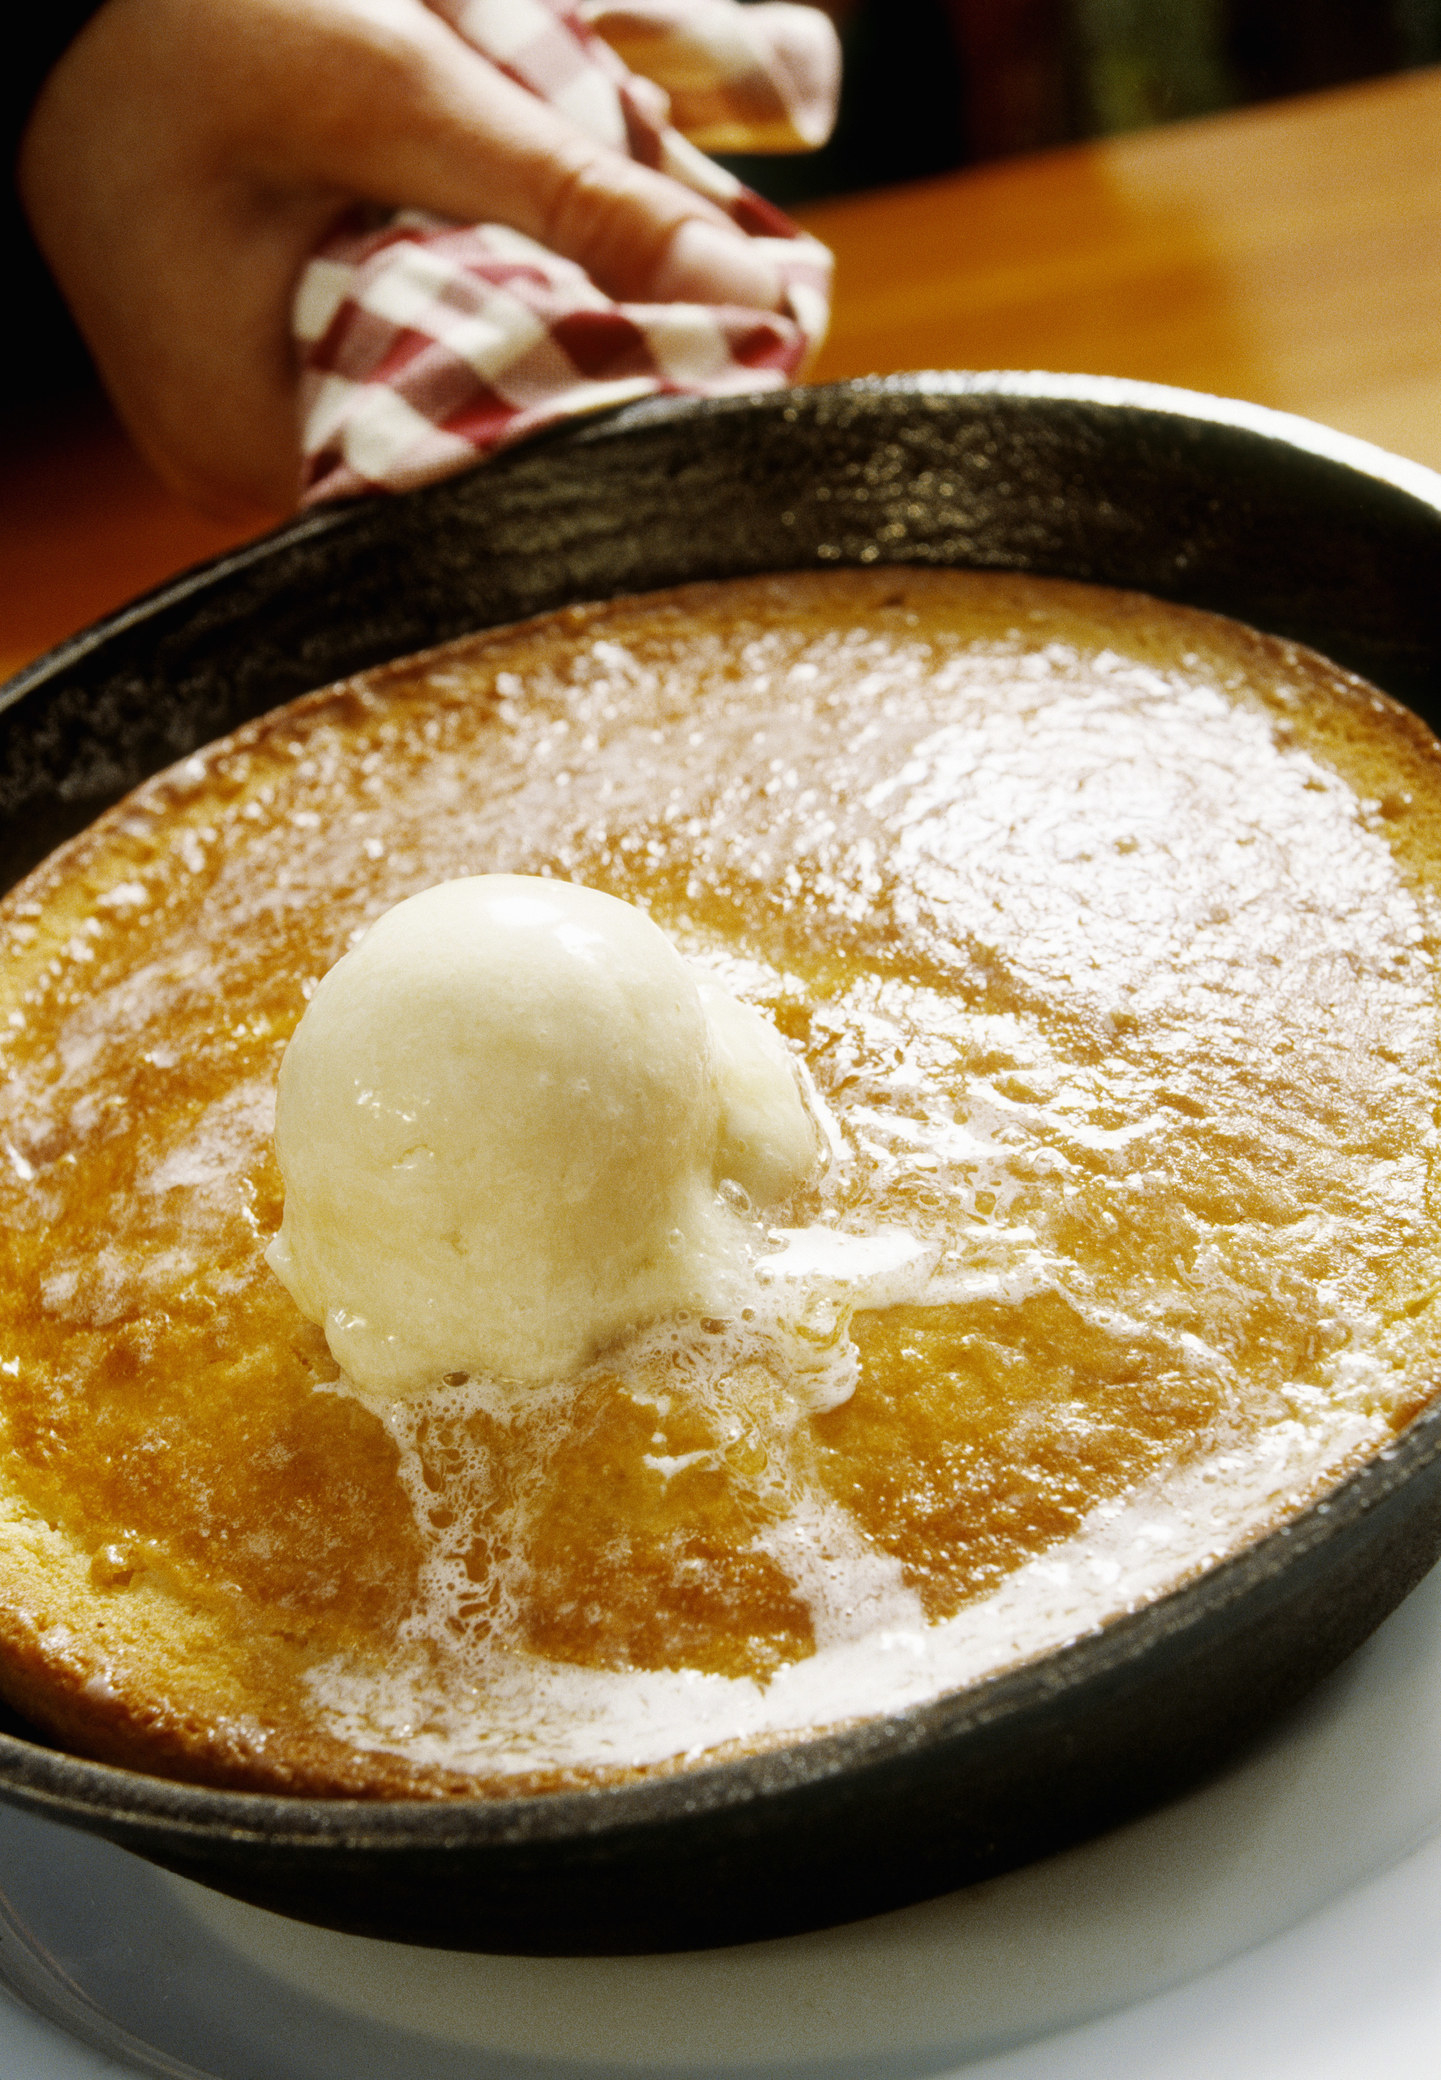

{"left": 2, "top": 372, "right": 1441, "bottom": 1955}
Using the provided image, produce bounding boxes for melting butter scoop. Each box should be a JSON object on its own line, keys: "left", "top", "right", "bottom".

{"left": 266, "top": 876, "right": 822, "bottom": 1398}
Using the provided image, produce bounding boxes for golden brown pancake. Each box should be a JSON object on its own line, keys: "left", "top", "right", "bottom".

{"left": 1, "top": 568, "right": 1439, "bottom": 1797}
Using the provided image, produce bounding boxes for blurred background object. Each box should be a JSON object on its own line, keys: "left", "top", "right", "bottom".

{"left": 728, "top": 0, "right": 1441, "bottom": 202}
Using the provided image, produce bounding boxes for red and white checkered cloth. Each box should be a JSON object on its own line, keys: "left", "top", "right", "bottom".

{"left": 295, "top": 0, "right": 836, "bottom": 504}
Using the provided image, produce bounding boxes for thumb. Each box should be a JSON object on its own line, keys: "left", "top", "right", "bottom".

{"left": 300, "top": 14, "right": 786, "bottom": 310}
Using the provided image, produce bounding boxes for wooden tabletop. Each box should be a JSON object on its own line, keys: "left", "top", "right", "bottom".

{"left": 4, "top": 62, "right": 1440, "bottom": 685}
{"left": 799, "top": 62, "right": 1441, "bottom": 459}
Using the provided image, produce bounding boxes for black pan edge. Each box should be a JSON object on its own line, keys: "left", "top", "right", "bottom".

{"left": 3, "top": 373, "right": 1441, "bottom": 1949}
{"left": 7, "top": 370, "right": 1441, "bottom": 887}
{"left": 3, "top": 1382, "right": 1441, "bottom": 1847}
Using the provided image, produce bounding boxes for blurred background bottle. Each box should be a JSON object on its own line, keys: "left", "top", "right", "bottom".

{"left": 727, "top": 0, "right": 1441, "bottom": 202}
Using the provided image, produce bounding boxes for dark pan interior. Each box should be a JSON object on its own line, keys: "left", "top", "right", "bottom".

{"left": 7, "top": 373, "right": 1441, "bottom": 889}
{"left": 4, "top": 373, "right": 1441, "bottom": 1953}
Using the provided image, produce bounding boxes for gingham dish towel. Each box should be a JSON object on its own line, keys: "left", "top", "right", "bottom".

{"left": 295, "top": 0, "right": 837, "bottom": 503}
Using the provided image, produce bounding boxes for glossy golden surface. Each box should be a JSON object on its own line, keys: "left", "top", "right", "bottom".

{"left": 1, "top": 568, "right": 1440, "bottom": 1794}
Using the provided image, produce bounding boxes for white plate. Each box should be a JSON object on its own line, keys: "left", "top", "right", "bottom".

{"left": 7, "top": 1555, "right": 1441, "bottom": 2079}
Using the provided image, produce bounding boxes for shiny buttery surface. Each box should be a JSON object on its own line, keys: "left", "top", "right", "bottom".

{"left": 2, "top": 568, "right": 1440, "bottom": 1798}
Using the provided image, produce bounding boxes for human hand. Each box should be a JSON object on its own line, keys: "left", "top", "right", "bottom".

{"left": 19, "top": 0, "right": 795, "bottom": 518}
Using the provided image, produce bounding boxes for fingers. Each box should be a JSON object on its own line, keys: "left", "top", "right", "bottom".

{"left": 650, "top": 218, "right": 783, "bottom": 305}
{"left": 276, "top": 6, "right": 784, "bottom": 308}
